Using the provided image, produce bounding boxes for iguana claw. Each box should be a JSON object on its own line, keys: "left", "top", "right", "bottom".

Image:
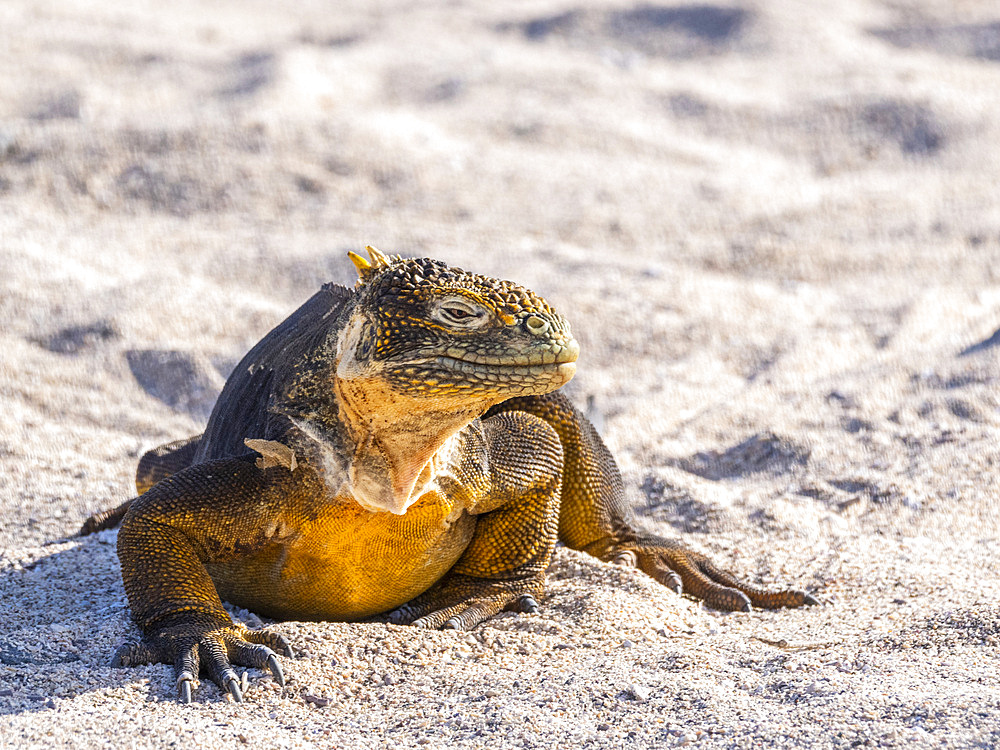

{"left": 513, "top": 594, "right": 540, "bottom": 614}
{"left": 266, "top": 654, "right": 285, "bottom": 686}
{"left": 224, "top": 675, "right": 243, "bottom": 703}
{"left": 177, "top": 672, "right": 195, "bottom": 704}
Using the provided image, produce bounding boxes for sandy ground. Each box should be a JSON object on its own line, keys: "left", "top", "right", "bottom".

{"left": 2, "top": 0, "right": 1000, "bottom": 747}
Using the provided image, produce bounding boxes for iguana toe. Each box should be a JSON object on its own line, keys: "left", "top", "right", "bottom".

{"left": 720, "top": 590, "right": 753, "bottom": 612}
{"left": 751, "top": 589, "right": 819, "bottom": 609}
{"left": 411, "top": 603, "right": 484, "bottom": 630}
{"left": 410, "top": 606, "right": 467, "bottom": 630}
{"left": 111, "top": 640, "right": 162, "bottom": 668}
{"left": 233, "top": 627, "right": 295, "bottom": 660}
{"left": 223, "top": 640, "right": 287, "bottom": 687}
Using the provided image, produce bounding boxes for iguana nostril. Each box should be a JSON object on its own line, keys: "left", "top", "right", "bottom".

{"left": 525, "top": 315, "right": 549, "bottom": 335}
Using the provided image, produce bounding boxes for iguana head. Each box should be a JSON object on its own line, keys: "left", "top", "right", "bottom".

{"left": 336, "top": 246, "right": 578, "bottom": 400}
{"left": 331, "top": 247, "right": 579, "bottom": 515}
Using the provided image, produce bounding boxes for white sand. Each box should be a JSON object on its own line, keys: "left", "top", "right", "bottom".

{"left": 1, "top": 0, "right": 999, "bottom": 747}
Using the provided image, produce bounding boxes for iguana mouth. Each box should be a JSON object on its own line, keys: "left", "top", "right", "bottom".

{"left": 383, "top": 354, "right": 577, "bottom": 396}
{"left": 432, "top": 356, "right": 576, "bottom": 375}
{"left": 420, "top": 337, "right": 580, "bottom": 370}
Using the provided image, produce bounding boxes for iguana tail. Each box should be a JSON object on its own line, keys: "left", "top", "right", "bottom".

{"left": 79, "top": 435, "right": 201, "bottom": 535}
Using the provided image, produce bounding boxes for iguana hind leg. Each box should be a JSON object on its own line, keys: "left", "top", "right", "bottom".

{"left": 79, "top": 435, "right": 201, "bottom": 535}
{"left": 134, "top": 435, "right": 202, "bottom": 495}
{"left": 489, "top": 393, "right": 817, "bottom": 611}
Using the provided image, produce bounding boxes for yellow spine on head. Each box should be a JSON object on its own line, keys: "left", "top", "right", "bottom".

{"left": 365, "top": 246, "right": 392, "bottom": 268}
{"left": 348, "top": 246, "right": 395, "bottom": 286}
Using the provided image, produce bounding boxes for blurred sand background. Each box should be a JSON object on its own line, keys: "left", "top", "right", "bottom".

{"left": 1, "top": 0, "right": 999, "bottom": 747}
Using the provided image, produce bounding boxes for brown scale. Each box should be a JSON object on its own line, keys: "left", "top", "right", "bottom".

{"left": 80, "top": 246, "right": 816, "bottom": 704}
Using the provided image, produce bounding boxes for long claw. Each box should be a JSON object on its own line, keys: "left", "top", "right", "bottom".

{"left": 266, "top": 654, "right": 285, "bottom": 686}
{"left": 225, "top": 675, "right": 244, "bottom": 703}
{"left": 274, "top": 634, "right": 295, "bottom": 659}
{"left": 803, "top": 593, "right": 820, "bottom": 606}
{"left": 514, "top": 594, "right": 540, "bottom": 614}
{"left": 177, "top": 671, "right": 195, "bottom": 704}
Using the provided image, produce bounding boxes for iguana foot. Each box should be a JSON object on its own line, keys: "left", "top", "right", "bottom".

{"left": 605, "top": 541, "right": 818, "bottom": 612}
{"left": 387, "top": 574, "right": 544, "bottom": 630}
{"left": 112, "top": 623, "right": 293, "bottom": 703}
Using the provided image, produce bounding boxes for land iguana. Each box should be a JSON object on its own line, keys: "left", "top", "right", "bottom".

{"left": 81, "top": 247, "right": 816, "bottom": 703}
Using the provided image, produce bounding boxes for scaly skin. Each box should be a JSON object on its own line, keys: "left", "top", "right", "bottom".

{"left": 81, "top": 247, "right": 816, "bottom": 703}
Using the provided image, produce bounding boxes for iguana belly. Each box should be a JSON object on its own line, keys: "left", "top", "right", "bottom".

{"left": 205, "top": 489, "right": 477, "bottom": 621}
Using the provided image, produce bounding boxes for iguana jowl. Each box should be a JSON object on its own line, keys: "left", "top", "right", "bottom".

{"left": 82, "top": 247, "right": 816, "bottom": 703}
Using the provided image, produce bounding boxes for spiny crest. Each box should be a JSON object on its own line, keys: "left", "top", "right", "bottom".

{"left": 348, "top": 246, "right": 400, "bottom": 286}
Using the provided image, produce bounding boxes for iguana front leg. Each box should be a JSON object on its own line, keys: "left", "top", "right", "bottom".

{"left": 490, "top": 393, "right": 818, "bottom": 612}
{"left": 389, "top": 411, "right": 563, "bottom": 630}
{"left": 114, "top": 456, "right": 297, "bottom": 702}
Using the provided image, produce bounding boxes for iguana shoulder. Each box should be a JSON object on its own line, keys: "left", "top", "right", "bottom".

{"left": 195, "top": 282, "right": 353, "bottom": 463}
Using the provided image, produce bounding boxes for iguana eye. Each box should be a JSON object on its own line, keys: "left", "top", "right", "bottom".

{"left": 434, "top": 297, "right": 488, "bottom": 328}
